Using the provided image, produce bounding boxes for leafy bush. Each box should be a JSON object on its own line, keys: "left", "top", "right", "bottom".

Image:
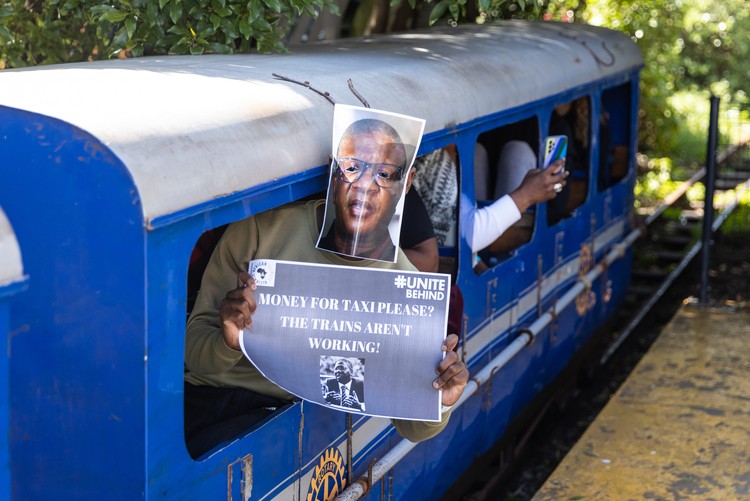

{"left": 0, "top": 0, "right": 339, "bottom": 67}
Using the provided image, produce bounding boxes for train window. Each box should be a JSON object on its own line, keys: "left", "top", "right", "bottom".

{"left": 185, "top": 217, "right": 298, "bottom": 460}
{"left": 411, "top": 143, "right": 460, "bottom": 276}
{"left": 474, "top": 116, "right": 539, "bottom": 271}
{"left": 548, "top": 97, "right": 591, "bottom": 226}
{"left": 599, "top": 83, "right": 632, "bottom": 189}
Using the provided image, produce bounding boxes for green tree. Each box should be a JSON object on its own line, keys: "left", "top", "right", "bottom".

{"left": 0, "top": 0, "right": 341, "bottom": 66}
{"left": 0, "top": 1, "right": 101, "bottom": 68}
{"left": 580, "top": 0, "right": 749, "bottom": 161}
{"left": 677, "top": 0, "right": 750, "bottom": 108}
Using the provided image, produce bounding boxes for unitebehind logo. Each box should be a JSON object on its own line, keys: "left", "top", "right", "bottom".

{"left": 394, "top": 275, "right": 446, "bottom": 300}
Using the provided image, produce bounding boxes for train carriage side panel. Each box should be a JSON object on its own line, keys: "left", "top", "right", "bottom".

{"left": 0, "top": 107, "right": 146, "bottom": 498}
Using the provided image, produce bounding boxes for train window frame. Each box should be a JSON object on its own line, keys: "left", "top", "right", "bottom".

{"left": 180, "top": 169, "right": 329, "bottom": 461}
{"left": 546, "top": 95, "right": 592, "bottom": 227}
{"left": 410, "top": 141, "right": 462, "bottom": 277}
{"left": 184, "top": 215, "right": 303, "bottom": 461}
{"left": 473, "top": 115, "right": 541, "bottom": 272}
{"left": 599, "top": 82, "right": 633, "bottom": 190}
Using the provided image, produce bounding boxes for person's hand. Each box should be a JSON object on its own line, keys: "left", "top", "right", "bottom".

{"left": 324, "top": 391, "right": 342, "bottom": 406}
{"left": 218, "top": 271, "right": 256, "bottom": 351}
{"left": 343, "top": 390, "right": 362, "bottom": 410}
{"left": 510, "top": 159, "right": 569, "bottom": 212}
{"left": 433, "top": 334, "right": 469, "bottom": 407}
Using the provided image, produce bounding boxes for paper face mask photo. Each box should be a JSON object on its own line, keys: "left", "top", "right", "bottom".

{"left": 317, "top": 104, "right": 425, "bottom": 263}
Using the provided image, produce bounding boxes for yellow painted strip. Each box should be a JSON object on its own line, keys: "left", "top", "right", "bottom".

{"left": 533, "top": 302, "right": 750, "bottom": 500}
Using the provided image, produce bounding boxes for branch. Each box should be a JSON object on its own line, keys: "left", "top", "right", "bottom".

{"left": 272, "top": 73, "right": 336, "bottom": 105}
{"left": 347, "top": 79, "right": 370, "bottom": 108}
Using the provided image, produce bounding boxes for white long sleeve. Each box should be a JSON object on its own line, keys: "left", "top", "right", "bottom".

{"left": 461, "top": 193, "right": 521, "bottom": 253}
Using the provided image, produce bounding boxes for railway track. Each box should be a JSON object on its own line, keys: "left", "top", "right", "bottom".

{"left": 601, "top": 139, "right": 750, "bottom": 365}
{"left": 449, "top": 139, "right": 750, "bottom": 501}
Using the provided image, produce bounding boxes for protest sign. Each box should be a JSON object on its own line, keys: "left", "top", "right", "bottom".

{"left": 239, "top": 259, "right": 450, "bottom": 421}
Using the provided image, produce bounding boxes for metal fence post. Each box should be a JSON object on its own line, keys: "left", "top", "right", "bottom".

{"left": 699, "top": 95, "right": 720, "bottom": 304}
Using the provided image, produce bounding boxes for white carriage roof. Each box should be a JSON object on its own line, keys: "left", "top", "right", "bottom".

{"left": 0, "top": 207, "right": 23, "bottom": 286}
{"left": 0, "top": 20, "right": 642, "bottom": 224}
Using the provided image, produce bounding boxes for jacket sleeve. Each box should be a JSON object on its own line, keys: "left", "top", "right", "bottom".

{"left": 184, "top": 218, "right": 258, "bottom": 375}
{"left": 391, "top": 407, "right": 453, "bottom": 443}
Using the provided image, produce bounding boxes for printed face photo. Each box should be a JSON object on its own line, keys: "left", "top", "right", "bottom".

{"left": 317, "top": 105, "right": 425, "bottom": 263}
{"left": 333, "top": 122, "right": 406, "bottom": 248}
{"left": 320, "top": 355, "right": 367, "bottom": 412}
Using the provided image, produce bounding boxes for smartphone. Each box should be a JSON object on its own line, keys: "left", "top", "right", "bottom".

{"left": 543, "top": 135, "right": 568, "bottom": 172}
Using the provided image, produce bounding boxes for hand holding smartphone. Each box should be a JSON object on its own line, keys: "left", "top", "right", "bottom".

{"left": 543, "top": 135, "right": 568, "bottom": 172}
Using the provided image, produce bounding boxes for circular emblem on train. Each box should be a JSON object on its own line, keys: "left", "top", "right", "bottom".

{"left": 306, "top": 447, "right": 347, "bottom": 501}
{"left": 578, "top": 243, "right": 593, "bottom": 275}
{"left": 577, "top": 243, "right": 595, "bottom": 315}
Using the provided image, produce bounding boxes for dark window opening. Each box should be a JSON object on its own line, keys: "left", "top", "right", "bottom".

{"left": 599, "top": 83, "right": 632, "bottom": 190}
{"left": 187, "top": 225, "right": 228, "bottom": 318}
{"left": 547, "top": 97, "right": 591, "bottom": 226}
{"left": 474, "top": 117, "right": 539, "bottom": 272}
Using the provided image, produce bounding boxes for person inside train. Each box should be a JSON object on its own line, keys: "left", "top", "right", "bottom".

{"left": 546, "top": 97, "right": 607, "bottom": 224}
{"left": 400, "top": 187, "right": 439, "bottom": 273}
{"left": 186, "top": 187, "right": 439, "bottom": 315}
{"left": 184, "top": 117, "right": 469, "bottom": 458}
{"left": 411, "top": 142, "right": 568, "bottom": 255}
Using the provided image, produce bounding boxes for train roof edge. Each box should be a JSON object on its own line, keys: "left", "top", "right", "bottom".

{"left": 0, "top": 20, "right": 643, "bottom": 224}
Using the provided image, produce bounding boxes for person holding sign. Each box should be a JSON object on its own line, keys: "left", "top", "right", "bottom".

{"left": 184, "top": 105, "right": 469, "bottom": 458}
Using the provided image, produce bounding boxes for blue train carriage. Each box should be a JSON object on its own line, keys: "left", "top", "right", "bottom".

{"left": 0, "top": 20, "right": 642, "bottom": 500}
{"left": 0, "top": 207, "right": 27, "bottom": 501}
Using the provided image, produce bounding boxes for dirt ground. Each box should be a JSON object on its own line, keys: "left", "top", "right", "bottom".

{"left": 491, "top": 217, "right": 750, "bottom": 501}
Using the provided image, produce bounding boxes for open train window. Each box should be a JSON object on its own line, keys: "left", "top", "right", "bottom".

{"left": 548, "top": 97, "right": 591, "bottom": 226}
{"left": 184, "top": 218, "right": 303, "bottom": 460}
{"left": 599, "top": 83, "right": 632, "bottom": 189}
{"left": 411, "top": 143, "right": 460, "bottom": 277}
{"left": 474, "top": 116, "right": 539, "bottom": 271}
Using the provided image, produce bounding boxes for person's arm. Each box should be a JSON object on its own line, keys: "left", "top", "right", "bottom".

{"left": 185, "top": 220, "right": 257, "bottom": 375}
{"left": 467, "top": 195, "right": 522, "bottom": 254}
{"left": 400, "top": 189, "right": 439, "bottom": 273}
{"left": 508, "top": 159, "right": 568, "bottom": 212}
{"left": 464, "top": 159, "right": 569, "bottom": 253}
{"left": 402, "top": 237, "right": 439, "bottom": 273}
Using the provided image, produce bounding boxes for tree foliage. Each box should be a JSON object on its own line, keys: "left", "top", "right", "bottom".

{"left": 0, "top": 0, "right": 340, "bottom": 66}
{"left": 0, "top": 1, "right": 101, "bottom": 68}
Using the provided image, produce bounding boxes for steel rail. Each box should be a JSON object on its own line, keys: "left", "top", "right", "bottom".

{"left": 712, "top": 177, "right": 750, "bottom": 231}
{"left": 600, "top": 175, "right": 749, "bottom": 365}
{"left": 600, "top": 142, "right": 749, "bottom": 364}
{"left": 643, "top": 167, "right": 705, "bottom": 226}
{"left": 641, "top": 140, "right": 742, "bottom": 226}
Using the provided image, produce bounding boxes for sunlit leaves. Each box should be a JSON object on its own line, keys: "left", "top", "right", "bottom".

{"left": 0, "top": 1, "right": 102, "bottom": 67}
{"left": 428, "top": 0, "right": 448, "bottom": 25}
{"left": 0, "top": 0, "right": 340, "bottom": 65}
